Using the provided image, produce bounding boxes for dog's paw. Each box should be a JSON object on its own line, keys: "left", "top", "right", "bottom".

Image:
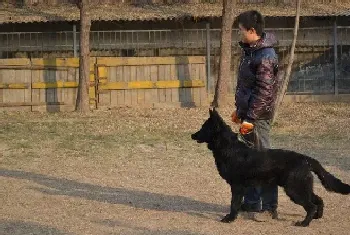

{"left": 313, "top": 210, "right": 323, "bottom": 219}
{"left": 294, "top": 221, "right": 309, "bottom": 227}
{"left": 220, "top": 214, "right": 236, "bottom": 223}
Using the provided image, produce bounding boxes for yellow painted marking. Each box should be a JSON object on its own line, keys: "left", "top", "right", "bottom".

{"left": 32, "top": 81, "right": 78, "bottom": 89}
{"left": 0, "top": 59, "right": 30, "bottom": 66}
{"left": 99, "top": 80, "right": 205, "bottom": 90}
{"left": 97, "top": 56, "right": 206, "bottom": 66}
{"left": 31, "top": 58, "right": 80, "bottom": 68}
{"left": 0, "top": 83, "right": 29, "bottom": 89}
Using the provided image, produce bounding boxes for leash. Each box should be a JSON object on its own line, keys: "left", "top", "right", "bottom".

{"left": 237, "top": 132, "right": 255, "bottom": 149}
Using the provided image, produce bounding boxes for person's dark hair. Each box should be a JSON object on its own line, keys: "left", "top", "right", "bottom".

{"left": 236, "top": 10, "right": 265, "bottom": 36}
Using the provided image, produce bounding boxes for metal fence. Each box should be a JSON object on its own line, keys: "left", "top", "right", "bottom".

{"left": 1, "top": 27, "right": 350, "bottom": 94}
{"left": 1, "top": 27, "right": 348, "bottom": 55}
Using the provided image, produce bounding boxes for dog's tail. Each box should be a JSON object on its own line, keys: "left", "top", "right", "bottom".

{"left": 306, "top": 156, "right": 350, "bottom": 195}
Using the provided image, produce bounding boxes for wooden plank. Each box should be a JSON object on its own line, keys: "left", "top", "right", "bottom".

{"left": 130, "top": 66, "right": 138, "bottom": 105}
{"left": 110, "top": 66, "right": 118, "bottom": 106}
{"left": 199, "top": 63, "right": 207, "bottom": 106}
{"left": 56, "top": 70, "right": 65, "bottom": 103}
{"left": 192, "top": 64, "right": 201, "bottom": 105}
{"left": 96, "top": 56, "right": 206, "bottom": 66}
{"left": 98, "top": 66, "right": 108, "bottom": 79}
{"left": 177, "top": 64, "right": 186, "bottom": 105}
{"left": 185, "top": 64, "right": 192, "bottom": 104}
{"left": 98, "top": 67, "right": 111, "bottom": 106}
{"left": 1, "top": 70, "right": 8, "bottom": 103}
{"left": 123, "top": 66, "right": 132, "bottom": 106}
{"left": 39, "top": 70, "right": 45, "bottom": 103}
{"left": 170, "top": 64, "right": 179, "bottom": 103}
{"left": 136, "top": 66, "right": 145, "bottom": 105}
{"left": 99, "top": 80, "right": 205, "bottom": 90}
{"left": 32, "top": 81, "right": 79, "bottom": 88}
{"left": 158, "top": 65, "right": 166, "bottom": 103}
{"left": 13, "top": 70, "right": 25, "bottom": 103}
{"left": 116, "top": 66, "right": 125, "bottom": 106}
{"left": 44, "top": 70, "right": 56, "bottom": 103}
{"left": 24, "top": 69, "right": 32, "bottom": 104}
{"left": 189, "top": 63, "right": 195, "bottom": 103}
{"left": 3, "top": 70, "right": 15, "bottom": 103}
{"left": 0, "top": 58, "right": 31, "bottom": 66}
{"left": 31, "top": 58, "right": 80, "bottom": 68}
{"left": 31, "top": 70, "right": 40, "bottom": 103}
{"left": 0, "top": 83, "right": 29, "bottom": 89}
{"left": 0, "top": 66, "right": 70, "bottom": 70}
{"left": 89, "top": 65, "right": 96, "bottom": 108}
{"left": 150, "top": 65, "right": 158, "bottom": 105}
{"left": 66, "top": 68, "right": 76, "bottom": 105}
{"left": 97, "top": 66, "right": 109, "bottom": 106}
{"left": 73, "top": 68, "right": 79, "bottom": 106}
{"left": 165, "top": 65, "right": 172, "bottom": 103}
{"left": 143, "top": 66, "right": 151, "bottom": 105}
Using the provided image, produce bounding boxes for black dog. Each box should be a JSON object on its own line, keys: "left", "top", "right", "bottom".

{"left": 191, "top": 108, "right": 350, "bottom": 227}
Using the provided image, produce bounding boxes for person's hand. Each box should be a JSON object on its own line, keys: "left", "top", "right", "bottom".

{"left": 231, "top": 111, "right": 241, "bottom": 124}
{"left": 239, "top": 121, "right": 254, "bottom": 135}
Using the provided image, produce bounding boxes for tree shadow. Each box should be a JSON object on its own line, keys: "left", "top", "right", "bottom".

{"left": 176, "top": 57, "right": 194, "bottom": 108}
{"left": 43, "top": 60, "right": 60, "bottom": 112}
{"left": 0, "top": 219, "right": 71, "bottom": 235}
{"left": 0, "top": 168, "right": 227, "bottom": 218}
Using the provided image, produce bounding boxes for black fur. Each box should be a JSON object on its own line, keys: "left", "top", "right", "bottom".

{"left": 191, "top": 108, "right": 350, "bottom": 227}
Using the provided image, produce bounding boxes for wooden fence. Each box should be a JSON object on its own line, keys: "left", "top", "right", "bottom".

{"left": 0, "top": 56, "right": 207, "bottom": 112}
{"left": 96, "top": 57, "right": 207, "bottom": 109}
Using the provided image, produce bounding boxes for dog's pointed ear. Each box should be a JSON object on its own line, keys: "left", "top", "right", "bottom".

{"left": 209, "top": 108, "right": 213, "bottom": 116}
{"left": 209, "top": 106, "right": 217, "bottom": 117}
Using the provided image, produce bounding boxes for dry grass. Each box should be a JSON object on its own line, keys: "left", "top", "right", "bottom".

{"left": 1, "top": 103, "right": 350, "bottom": 235}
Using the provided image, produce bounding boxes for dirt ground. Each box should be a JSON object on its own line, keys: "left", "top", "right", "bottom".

{"left": 1, "top": 103, "right": 350, "bottom": 235}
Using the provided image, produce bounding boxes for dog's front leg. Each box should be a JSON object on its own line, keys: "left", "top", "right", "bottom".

{"left": 221, "top": 185, "right": 243, "bottom": 223}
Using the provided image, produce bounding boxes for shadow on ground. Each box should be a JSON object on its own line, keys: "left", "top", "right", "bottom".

{"left": 0, "top": 220, "right": 71, "bottom": 235}
{"left": 0, "top": 168, "right": 226, "bottom": 218}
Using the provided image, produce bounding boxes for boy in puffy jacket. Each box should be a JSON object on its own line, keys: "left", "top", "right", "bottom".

{"left": 232, "top": 10, "right": 280, "bottom": 217}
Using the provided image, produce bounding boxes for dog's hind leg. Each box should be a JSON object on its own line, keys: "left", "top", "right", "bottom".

{"left": 221, "top": 185, "right": 244, "bottom": 223}
{"left": 312, "top": 193, "right": 324, "bottom": 219}
{"left": 285, "top": 169, "right": 317, "bottom": 227}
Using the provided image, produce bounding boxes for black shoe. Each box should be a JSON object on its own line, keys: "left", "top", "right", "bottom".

{"left": 260, "top": 209, "right": 278, "bottom": 220}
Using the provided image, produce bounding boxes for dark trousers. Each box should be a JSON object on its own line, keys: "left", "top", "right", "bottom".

{"left": 243, "top": 120, "right": 278, "bottom": 211}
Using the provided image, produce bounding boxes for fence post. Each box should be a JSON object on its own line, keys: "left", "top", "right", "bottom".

{"left": 333, "top": 19, "right": 338, "bottom": 95}
{"left": 206, "top": 22, "right": 211, "bottom": 94}
{"left": 73, "top": 24, "right": 77, "bottom": 58}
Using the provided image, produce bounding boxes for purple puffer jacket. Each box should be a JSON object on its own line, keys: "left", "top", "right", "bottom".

{"left": 235, "top": 32, "right": 279, "bottom": 122}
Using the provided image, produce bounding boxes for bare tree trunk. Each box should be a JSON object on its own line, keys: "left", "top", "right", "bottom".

{"left": 273, "top": 0, "right": 301, "bottom": 122}
{"left": 212, "top": 0, "right": 236, "bottom": 108}
{"left": 76, "top": 0, "right": 91, "bottom": 113}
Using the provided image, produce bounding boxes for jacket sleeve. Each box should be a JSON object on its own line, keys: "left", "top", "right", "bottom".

{"left": 246, "top": 56, "right": 277, "bottom": 121}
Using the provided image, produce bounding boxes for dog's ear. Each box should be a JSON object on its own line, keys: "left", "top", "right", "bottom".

{"left": 209, "top": 106, "right": 216, "bottom": 117}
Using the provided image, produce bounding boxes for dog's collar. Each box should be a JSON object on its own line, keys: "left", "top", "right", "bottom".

{"left": 237, "top": 133, "right": 255, "bottom": 148}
